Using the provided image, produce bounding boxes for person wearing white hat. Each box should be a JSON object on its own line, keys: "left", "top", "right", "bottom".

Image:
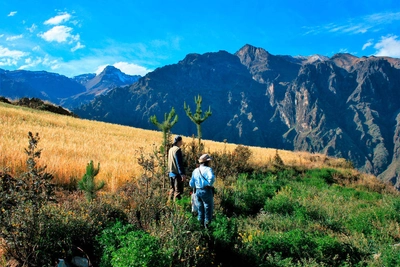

{"left": 189, "top": 153, "right": 215, "bottom": 228}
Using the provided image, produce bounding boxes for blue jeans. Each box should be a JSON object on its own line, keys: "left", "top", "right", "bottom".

{"left": 195, "top": 188, "right": 214, "bottom": 226}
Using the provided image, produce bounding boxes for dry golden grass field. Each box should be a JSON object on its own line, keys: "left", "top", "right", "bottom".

{"left": 0, "top": 102, "right": 350, "bottom": 191}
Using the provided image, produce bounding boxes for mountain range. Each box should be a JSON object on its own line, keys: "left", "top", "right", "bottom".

{"left": 1, "top": 44, "right": 400, "bottom": 188}
{"left": 0, "top": 65, "right": 140, "bottom": 109}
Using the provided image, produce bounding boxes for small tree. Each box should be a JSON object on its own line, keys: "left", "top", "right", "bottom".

{"left": 273, "top": 149, "right": 284, "bottom": 168}
{"left": 150, "top": 107, "right": 178, "bottom": 189}
{"left": 184, "top": 94, "right": 212, "bottom": 147}
{"left": 150, "top": 107, "right": 178, "bottom": 151}
{"left": 78, "top": 160, "right": 105, "bottom": 202}
{"left": 0, "top": 132, "right": 55, "bottom": 266}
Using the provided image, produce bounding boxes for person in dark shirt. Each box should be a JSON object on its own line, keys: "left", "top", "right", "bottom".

{"left": 168, "top": 135, "right": 186, "bottom": 201}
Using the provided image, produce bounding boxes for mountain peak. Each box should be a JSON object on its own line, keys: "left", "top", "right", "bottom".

{"left": 331, "top": 53, "right": 359, "bottom": 70}
{"left": 235, "top": 44, "right": 271, "bottom": 60}
{"left": 98, "top": 65, "right": 122, "bottom": 76}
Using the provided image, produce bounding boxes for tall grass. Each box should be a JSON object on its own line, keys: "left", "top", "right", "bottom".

{"left": 1, "top": 102, "right": 349, "bottom": 191}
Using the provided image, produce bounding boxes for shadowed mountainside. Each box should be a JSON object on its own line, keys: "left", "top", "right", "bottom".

{"left": 75, "top": 45, "right": 400, "bottom": 187}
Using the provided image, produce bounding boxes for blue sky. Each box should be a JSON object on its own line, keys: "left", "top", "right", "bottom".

{"left": 0, "top": 0, "right": 399, "bottom": 77}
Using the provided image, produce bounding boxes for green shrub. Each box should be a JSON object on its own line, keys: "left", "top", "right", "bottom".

{"left": 240, "top": 229, "right": 363, "bottom": 266}
{"left": 211, "top": 213, "right": 238, "bottom": 246}
{"left": 220, "top": 173, "right": 283, "bottom": 216}
{"left": 97, "top": 220, "right": 137, "bottom": 267}
{"left": 111, "top": 229, "right": 171, "bottom": 267}
{"left": 379, "top": 245, "right": 400, "bottom": 267}
{"left": 264, "top": 191, "right": 298, "bottom": 216}
{"left": 302, "top": 168, "right": 337, "bottom": 187}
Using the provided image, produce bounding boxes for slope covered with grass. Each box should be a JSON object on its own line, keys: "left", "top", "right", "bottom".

{"left": 0, "top": 102, "right": 346, "bottom": 190}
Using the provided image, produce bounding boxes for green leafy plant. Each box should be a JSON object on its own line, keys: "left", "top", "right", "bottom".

{"left": 97, "top": 220, "right": 137, "bottom": 267}
{"left": 98, "top": 221, "right": 171, "bottom": 267}
{"left": 78, "top": 160, "right": 105, "bottom": 202}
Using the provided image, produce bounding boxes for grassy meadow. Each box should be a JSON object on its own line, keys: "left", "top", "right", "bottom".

{"left": 0, "top": 101, "right": 346, "bottom": 191}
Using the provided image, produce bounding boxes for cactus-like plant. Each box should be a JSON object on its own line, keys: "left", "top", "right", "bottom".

{"left": 78, "top": 160, "right": 105, "bottom": 202}
{"left": 150, "top": 107, "right": 178, "bottom": 152}
{"left": 150, "top": 107, "right": 179, "bottom": 189}
{"left": 184, "top": 94, "right": 212, "bottom": 146}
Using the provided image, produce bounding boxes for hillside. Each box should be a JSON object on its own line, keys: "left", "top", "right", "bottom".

{"left": 0, "top": 102, "right": 348, "bottom": 191}
{"left": 74, "top": 45, "right": 400, "bottom": 188}
{"left": 2, "top": 101, "right": 400, "bottom": 266}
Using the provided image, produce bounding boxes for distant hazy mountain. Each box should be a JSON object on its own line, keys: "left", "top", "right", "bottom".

{"left": 0, "top": 66, "right": 141, "bottom": 109}
{"left": 0, "top": 69, "right": 86, "bottom": 104}
{"left": 61, "top": 66, "right": 140, "bottom": 108}
{"left": 74, "top": 44, "right": 400, "bottom": 188}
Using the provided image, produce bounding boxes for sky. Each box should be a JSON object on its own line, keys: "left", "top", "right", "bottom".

{"left": 0, "top": 0, "right": 400, "bottom": 78}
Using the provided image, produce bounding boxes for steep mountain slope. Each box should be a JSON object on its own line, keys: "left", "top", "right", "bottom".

{"left": 76, "top": 50, "right": 273, "bottom": 145}
{"left": 75, "top": 45, "right": 400, "bottom": 187}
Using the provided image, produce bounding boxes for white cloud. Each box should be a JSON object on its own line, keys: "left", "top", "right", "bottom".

{"left": 19, "top": 57, "right": 43, "bottom": 69}
{"left": 71, "top": 42, "right": 85, "bottom": 52}
{"left": 0, "top": 45, "right": 28, "bottom": 66}
{"left": 374, "top": 35, "right": 400, "bottom": 58}
{"left": 27, "top": 24, "right": 37, "bottom": 33}
{"left": 18, "top": 54, "right": 60, "bottom": 71}
{"left": 113, "top": 62, "right": 151, "bottom": 76}
{"left": 362, "top": 39, "right": 374, "bottom": 50}
{"left": 39, "top": 25, "right": 75, "bottom": 43}
{"left": 0, "top": 58, "right": 17, "bottom": 66}
{"left": 150, "top": 36, "right": 182, "bottom": 50}
{"left": 95, "top": 64, "right": 108, "bottom": 75}
{"left": 366, "top": 12, "right": 400, "bottom": 24}
{"left": 44, "top": 12, "right": 71, "bottom": 25}
{"left": 305, "top": 11, "right": 400, "bottom": 35}
{"left": 8, "top": 11, "right": 17, "bottom": 17}
{"left": 6, "top": 34, "right": 23, "bottom": 41}
{"left": 0, "top": 46, "right": 28, "bottom": 59}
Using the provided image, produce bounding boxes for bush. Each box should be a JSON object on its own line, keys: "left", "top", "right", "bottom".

{"left": 240, "top": 229, "right": 363, "bottom": 266}
{"left": 303, "top": 168, "right": 337, "bottom": 187}
{"left": 211, "top": 213, "right": 239, "bottom": 247}
{"left": 0, "top": 132, "right": 56, "bottom": 266}
{"left": 97, "top": 220, "right": 137, "bottom": 267}
{"left": 219, "top": 173, "right": 285, "bottom": 216}
{"left": 209, "top": 144, "right": 253, "bottom": 180}
{"left": 98, "top": 220, "right": 171, "bottom": 267}
{"left": 112, "top": 230, "right": 171, "bottom": 267}
{"left": 150, "top": 203, "right": 213, "bottom": 267}
{"left": 264, "top": 190, "right": 299, "bottom": 216}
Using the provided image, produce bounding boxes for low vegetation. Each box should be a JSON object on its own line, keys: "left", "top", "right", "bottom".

{"left": 1, "top": 101, "right": 399, "bottom": 266}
